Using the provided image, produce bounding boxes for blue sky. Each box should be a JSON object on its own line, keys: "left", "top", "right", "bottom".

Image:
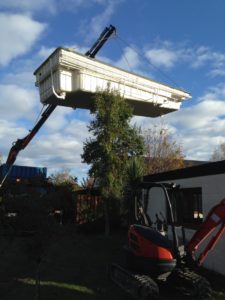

{"left": 1, "top": 0, "right": 225, "bottom": 181}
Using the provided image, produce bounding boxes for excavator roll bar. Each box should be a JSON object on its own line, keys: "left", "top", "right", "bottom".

{"left": 4, "top": 25, "right": 116, "bottom": 169}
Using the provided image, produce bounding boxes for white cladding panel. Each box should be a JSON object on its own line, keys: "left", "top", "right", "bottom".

{"left": 34, "top": 48, "right": 190, "bottom": 117}
{"left": 60, "top": 70, "right": 72, "bottom": 91}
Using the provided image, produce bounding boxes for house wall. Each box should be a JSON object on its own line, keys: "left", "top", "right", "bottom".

{"left": 148, "top": 173, "right": 225, "bottom": 276}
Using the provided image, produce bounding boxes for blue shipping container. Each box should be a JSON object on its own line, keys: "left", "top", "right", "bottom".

{"left": 0, "top": 164, "right": 47, "bottom": 180}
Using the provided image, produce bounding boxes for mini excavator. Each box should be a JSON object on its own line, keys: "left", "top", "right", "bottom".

{"left": 110, "top": 182, "right": 225, "bottom": 299}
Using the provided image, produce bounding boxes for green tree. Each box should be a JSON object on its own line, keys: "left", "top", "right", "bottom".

{"left": 82, "top": 89, "right": 144, "bottom": 235}
{"left": 144, "top": 123, "right": 185, "bottom": 174}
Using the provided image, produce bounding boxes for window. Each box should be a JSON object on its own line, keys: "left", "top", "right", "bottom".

{"left": 168, "top": 187, "right": 203, "bottom": 228}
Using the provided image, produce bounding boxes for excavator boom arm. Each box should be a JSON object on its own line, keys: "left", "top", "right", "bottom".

{"left": 187, "top": 198, "right": 225, "bottom": 265}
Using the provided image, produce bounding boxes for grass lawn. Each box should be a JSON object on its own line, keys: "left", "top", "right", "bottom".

{"left": 0, "top": 226, "right": 128, "bottom": 300}
{"left": 0, "top": 225, "right": 224, "bottom": 300}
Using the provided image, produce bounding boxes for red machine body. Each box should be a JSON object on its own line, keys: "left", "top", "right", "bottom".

{"left": 128, "top": 225, "right": 173, "bottom": 260}
{"left": 127, "top": 223, "right": 177, "bottom": 275}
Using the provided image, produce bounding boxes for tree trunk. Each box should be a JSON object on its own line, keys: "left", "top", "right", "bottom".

{"left": 103, "top": 198, "right": 110, "bottom": 236}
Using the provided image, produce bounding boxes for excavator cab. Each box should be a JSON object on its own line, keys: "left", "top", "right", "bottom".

{"left": 134, "top": 182, "right": 176, "bottom": 230}
{"left": 126, "top": 182, "right": 181, "bottom": 275}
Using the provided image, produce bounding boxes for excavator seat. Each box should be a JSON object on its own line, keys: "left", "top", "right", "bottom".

{"left": 133, "top": 224, "right": 173, "bottom": 250}
{"left": 127, "top": 224, "right": 177, "bottom": 275}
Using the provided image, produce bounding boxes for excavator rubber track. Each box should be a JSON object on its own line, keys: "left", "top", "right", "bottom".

{"left": 110, "top": 263, "right": 159, "bottom": 300}
{"left": 166, "top": 267, "right": 212, "bottom": 298}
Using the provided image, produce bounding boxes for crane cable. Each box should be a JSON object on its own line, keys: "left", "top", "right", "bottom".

{"left": 113, "top": 34, "right": 133, "bottom": 72}
{"left": 114, "top": 33, "right": 181, "bottom": 89}
{"left": 33, "top": 104, "right": 45, "bottom": 127}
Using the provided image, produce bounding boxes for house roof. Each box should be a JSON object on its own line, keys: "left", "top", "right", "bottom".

{"left": 143, "top": 160, "right": 225, "bottom": 182}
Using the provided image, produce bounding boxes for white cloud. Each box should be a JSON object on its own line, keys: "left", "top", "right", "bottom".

{"left": 44, "top": 106, "right": 74, "bottom": 131}
{"left": 0, "top": 119, "right": 29, "bottom": 163}
{"left": 115, "top": 46, "right": 141, "bottom": 71}
{"left": 0, "top": 13, "right": 46, "bottom": 66}
{"left": 87, "top": 3, "right": 116, "bottom": 40}
{"left": 37, "top": 46, "right": 56, "bottom": 60}
{"left": 143, "top": 41, "right": 225, "bottom": 78}
{"left": 0, "top": 119, "right": 27, "bottom": 143}
{"left": 0, "top": 0, "right": 55, "bottom": 13}
{"left": 79, "top": 0, "right": 122, "bottom": 43}
{"left": 166, "top": 100, "right": 225, "bottom": 130}
{"left": 191, "top": 46, "right": 212, "bottom": 68}
{"left": 60, "top": 0, "right": 105, "bottom": 10}
{"left": 164, "top": 84, "right": 225, "bottom": 160}
{"left": 145, "top": 48, "right": 178, "bottom": 69}
{"left": 64, "top": 118, "right": 90, "bottom": 140}
{"left": 190, "top": 46, "right": 225, "bottom": 74}
{"left": 0, "top": 0, "right": 121, "bottom": 16}
{"left": 0, "top": 110, "right": 90, "bottom": 179}
{"left": 0, "top": 84, "right": 38, "bottom": 120}
{"left": 15, "top": 127, "right": 90, "bottom": 178}
{"left": 3, "top": 71, "right": 36, "bottom": 90}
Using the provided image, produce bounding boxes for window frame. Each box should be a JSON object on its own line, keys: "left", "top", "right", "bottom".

{"left": 167, "top": 187, "right": 203, "bottom": 229}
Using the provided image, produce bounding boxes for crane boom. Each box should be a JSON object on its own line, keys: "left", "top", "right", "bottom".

{"left": 6, "top": 104, "right": 57, "bottom": 165}
{"left": 5, "top": 25, "right": 116, "bottom": 168}
{"left": 85, "top": 24, "right": 116, "bottom": 58}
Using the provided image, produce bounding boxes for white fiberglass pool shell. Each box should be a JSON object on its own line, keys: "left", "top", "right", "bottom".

{"left": 34, "top": 47, "right": 191, "bottom": 117}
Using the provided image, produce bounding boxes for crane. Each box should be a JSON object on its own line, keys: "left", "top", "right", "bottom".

{"left": 1, "top": 25, "right": 116, "bottom": 187}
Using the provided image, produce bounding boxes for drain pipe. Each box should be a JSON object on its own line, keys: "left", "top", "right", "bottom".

{"left": 50, "top": 58, "right": 66, "bottom": 100}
